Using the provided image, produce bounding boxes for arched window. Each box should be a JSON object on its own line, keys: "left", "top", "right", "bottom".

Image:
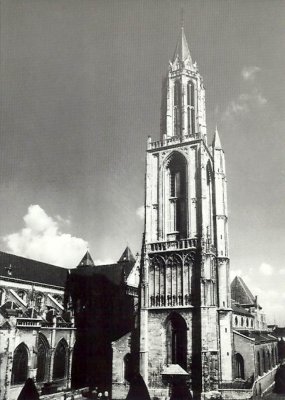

{"left": 251, "top": 319, "right": 253, "bottom": 328}
{"left": 53, "top": 339, "right": 68, "bottom": 380}
{"left": 11, "top": 343, "right": 29, "bottom": 385}
{"left": 235, "top": 316, "right": 238, "bottom": 326}
{"left": 186, "top": 81, "right": 195, "bottom": 134}
{"left": 165, "top": 312, "right": 187, "bottom": 370}
{"left": 271, "top": 348, "right": 275, "bottom": 367}
{"left": 17, "top": 290, "right": 26, "bottom": 301}
{"left": 257, "top": 352, "right": 262, "bottom": 376}
{"left": 165, "top": 152, "right": 187, "bottom": 238}
{"left": 235, "top": 353, "right": 245, "bottom": 379}
{"left": 268, "top": 350, "right": 271, "bottom": 370}
{"left": 36, "top": 293, "right": 44, "bottom": 309}
{"left": 174, "top": 81, "right": 182, "bottom": 136}
{"left": 241, "top": 317, "right": 244, "bottom": 327}
{"left": 263, "top": 349, "right": 267, "bottom": 373}
{"left": 36, "top": 334, "right": 49, "bottom": 382}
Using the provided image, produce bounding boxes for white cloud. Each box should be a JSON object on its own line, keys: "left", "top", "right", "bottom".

{"left": 279, "top": 268, "right": 285, "bottom": 275}
{"left": 221, "top": 66, "right": 266, "bottom": 121}
{"left": 222, "top": 91, "right": 267, "bottom": 121}
{"left": 3, "top": 205, "right": 88, "bottom": 268}
{"left": 136, "top": 205, "right": 145, "bottom": 220}
{"left": 259, "top": 262, "right": 273, "bottom": 276}
{"left": 241, "top": 66, "right": 261, "bottom": 81}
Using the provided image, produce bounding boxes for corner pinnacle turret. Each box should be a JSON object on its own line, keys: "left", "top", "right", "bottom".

{"left": 212, "top": 126, "right": 222, "bottom": 150}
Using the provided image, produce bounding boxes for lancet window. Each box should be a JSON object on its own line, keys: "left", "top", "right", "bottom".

{"left": 165, "top": 152, "right": 187, "bottom": 238}
{"left": 11, "top": 343, "right": 29, "bottom": 385}
{"left": 165, "top": 312, "right": 187, "bottom": 369}
{"left": 186, "top": 80, "right": 195, "bottom": 134}
{"left": 53, "top": 339, "right": 68, "bottom": 380}
{"left": 174, "top": 81, "right": 182, "bottom": 136}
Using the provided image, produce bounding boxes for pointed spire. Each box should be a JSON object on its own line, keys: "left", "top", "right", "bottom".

{"left": 118, "top": 246, "right": 135, "bottom": 263}
{"left": 77, "top": 250, "right": 95, "bottom": 267}
{"left": 212, "top": 126, "right": 222, "bottom": 150}
{"left": 172, "top": 25, "right": 193, "bottom": 65}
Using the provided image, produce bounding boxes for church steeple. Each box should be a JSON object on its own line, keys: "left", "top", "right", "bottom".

{"left": 160, "top": 27, "right": 206, "bottom": 140}
{"left": 172, "top": 26, "right": 193, "bottom": 65}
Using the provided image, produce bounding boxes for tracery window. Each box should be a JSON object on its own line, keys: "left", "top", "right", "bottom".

{"left": 36, "top": 334, "right": 49, "bottom": 382}
{"left": 166, "top": 152, "right": 187, "bottom": 237}
{"left": 53, "top": 339, "right": 68, "bottom": 380}
{"left": 11, "top": 343, "right": 29, "bottom": 385}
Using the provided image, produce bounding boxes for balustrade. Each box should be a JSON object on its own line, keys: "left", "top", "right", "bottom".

{"left": 16, "top": 318, "right": 41, "bottom": 328}
{"left": 147, "top": 238, "right": 197, "bottom": 253}
{"left": 149, "top": 293, "right": 192, "bottom": 308}
{"left": 147, "top": 133, "right": 200, "bottom": 150}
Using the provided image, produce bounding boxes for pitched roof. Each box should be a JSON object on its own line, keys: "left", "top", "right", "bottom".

{"left": 77, "top": 250, "right": 95, "bottom": 267}
{"left": 232, "top": 304, "right": 253, "bottom": 317}
{"left": 172, "top": 27, "right": 193, "bottom": 64}
{"left": 237, "top": 330, "right": 278, "bottom": 344}
{"left": 118, "top": 246, "right": 135, "bottom": 263}
{"left": 0, "top": 251, "right": 68, "bottom": 288}
{"left": 231, "top": 276, "right": 255, "bottom": 306}
{"left": 72, "top": 261, "right": 135, "bottom": 286}
{"left": 273, "top": 327, "right": 285, "bottom": 338}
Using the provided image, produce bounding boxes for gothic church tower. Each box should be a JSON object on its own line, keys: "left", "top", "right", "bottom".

{"left": 139, "top": 27, "right": 233, "bottom": 398}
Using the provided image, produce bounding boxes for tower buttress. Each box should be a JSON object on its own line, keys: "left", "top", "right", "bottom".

{"left": 212, "top": 127, "right": 233, "bottom": 382}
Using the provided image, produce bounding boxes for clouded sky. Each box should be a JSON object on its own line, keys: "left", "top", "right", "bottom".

{"left": 0, "top": 0, "right": 285, "bottom": 324}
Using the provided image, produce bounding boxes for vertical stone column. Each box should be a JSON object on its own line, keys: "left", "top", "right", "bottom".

{"left": 139, "top": 308, "right": 148, "bottom": 384}
{"left": 67, "top": 327, "right": 75, "bottom": 388}
{"left": 28, "top": 330, "right": 38, "bottom": 380}
{"left": 67, "top": 347, "right": 73, "bottom": 389}
{"left": 48, "top": 320, "right": 57, "bottom": 382}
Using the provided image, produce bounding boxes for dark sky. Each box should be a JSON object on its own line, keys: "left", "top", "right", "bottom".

{"left": 0, "top": 0, "right": 285, "bottom": 323}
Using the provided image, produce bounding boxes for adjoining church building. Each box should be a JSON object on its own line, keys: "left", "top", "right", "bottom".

{"left": 0, "top": 251, "right": 75, "bottom": 400}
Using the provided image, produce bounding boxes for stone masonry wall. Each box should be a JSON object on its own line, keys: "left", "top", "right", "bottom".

{"left": 147, "top": 309, "right": 193, "bottom": 388}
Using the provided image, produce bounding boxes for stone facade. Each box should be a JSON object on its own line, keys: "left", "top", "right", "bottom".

{"left": 0, "top": 252, "right": 75, "bottom": 400}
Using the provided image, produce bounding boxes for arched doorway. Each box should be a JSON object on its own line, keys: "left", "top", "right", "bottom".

{"left": 36, "top": 334, "right": 49, "bottom": 382}
{"left": 53, "top": 339, "right": 68, "bottom": 380}
{"left": 11, "top": 343, "right": 29, "bottom": 385}
{"left": 165, "top": 312, "right": 187, "bottom": 370}
{"left": 235, "top": 353, "right": 245, "bottom": 379}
